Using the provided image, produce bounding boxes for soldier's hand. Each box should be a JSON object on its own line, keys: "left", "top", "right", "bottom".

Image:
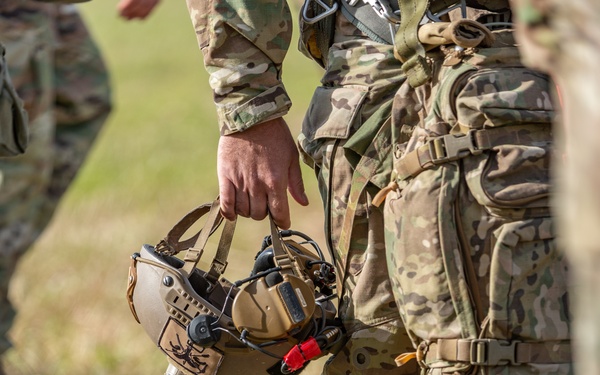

{"left": 217, "top": 117, "right": 309, "bottom": 229}
{"left": 117, "top": 0, "right": 160, "bottom": 20}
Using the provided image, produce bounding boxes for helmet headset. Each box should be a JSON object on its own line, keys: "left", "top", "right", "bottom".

{"left": 126, "top": 199, "right": 341, "bottom": 375}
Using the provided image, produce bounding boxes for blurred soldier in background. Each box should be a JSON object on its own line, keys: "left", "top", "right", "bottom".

{"left": 0, "top": 2, "right": 112, "bottom": 371}
{"left": 511, "top": 1, "right": 600, "bottom": 374}
{"left": 0, "top": 0, "right": 161, "bottom": 372}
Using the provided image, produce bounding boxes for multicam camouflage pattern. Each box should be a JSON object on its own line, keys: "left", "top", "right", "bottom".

{"left": 298, "top": 12, "right": 418, "bottom": 375}
{"left": 0, "top": 1, "right": 111, "bottom": 353}
{"left": 185, "top": 0, "right": 293, "bottom": 136}
{"left": 383, "top": 30, "right": 572, "bottom": 374}
{"left": 511, "top": 1, "right": 600, "bottom": 374}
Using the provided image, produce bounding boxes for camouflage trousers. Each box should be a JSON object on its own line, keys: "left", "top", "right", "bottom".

{"left": 383, "top": 31, "right": 572, "bottom": 374}
{"left": 299, "top": 12, "right": 418, "bottom": 375}
{"left": 0, "top": 0, "right": 112, "bottom": 353}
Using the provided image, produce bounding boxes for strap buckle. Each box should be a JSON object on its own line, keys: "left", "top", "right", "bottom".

{"left": 428, "top": 130, "right": 483, "bottom": 164}
{"left": 468, "top": 339, "right": 522, "bottom": 366}
{"left": 206, "top": 258, "right": 229, "bottom": 284}
{"left": 362, "top": 0, "right": 401, "bottom": 23}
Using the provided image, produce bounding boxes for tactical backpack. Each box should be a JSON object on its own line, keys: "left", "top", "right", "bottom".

{"left": 381, "top": 21, "right": 572, "bottom": 375}
{"left": 0, "top": 43, "right": 28, "bottom": 157}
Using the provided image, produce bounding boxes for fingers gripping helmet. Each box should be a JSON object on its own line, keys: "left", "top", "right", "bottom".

{"left": 126, "top": 199, "right": 341, "bottom": 375}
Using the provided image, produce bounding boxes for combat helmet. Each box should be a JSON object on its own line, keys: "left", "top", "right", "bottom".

{"left": 126, "top": 199, "right": 341, "bottom": 375}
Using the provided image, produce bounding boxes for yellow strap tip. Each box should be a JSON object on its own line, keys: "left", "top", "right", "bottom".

{"left": 371, "top": 181, "right": 398, "bottom": 207}
{"left": 395, "top": 352, "right": 417, "bottom": 367}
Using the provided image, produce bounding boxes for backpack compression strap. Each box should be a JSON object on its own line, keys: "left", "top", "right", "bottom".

{"left": 397, "top": 338, "right": 572, "bottom": 368}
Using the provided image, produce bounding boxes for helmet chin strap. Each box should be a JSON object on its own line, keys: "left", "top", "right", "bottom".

{"left": 180, "top": 199, "right": 222, "bottom": 278}
{"left": 155, "top": 201, "right": 221, "bottom": 256}
{"left": 152, "top": 197, "right": 236, "bottom": 282}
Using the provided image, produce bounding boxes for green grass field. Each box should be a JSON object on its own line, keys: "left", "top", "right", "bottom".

{"left": 4, "top": 2, "right": 328, "bottom": 374}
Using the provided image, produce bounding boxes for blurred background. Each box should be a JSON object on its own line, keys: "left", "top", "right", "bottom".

{"left": 3, "top": 1, "right": 326, "bottom": 374}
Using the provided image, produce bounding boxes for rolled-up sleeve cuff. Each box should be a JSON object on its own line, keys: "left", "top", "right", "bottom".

{"left": 217, "top": 85, "right": 292, "bottom": 135}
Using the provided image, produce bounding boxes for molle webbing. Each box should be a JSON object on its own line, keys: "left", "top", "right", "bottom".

{"left": 423, "top": 338, "right": 572, "bottom": 366}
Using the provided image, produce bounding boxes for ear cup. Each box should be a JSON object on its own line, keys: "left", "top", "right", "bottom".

{"left": 265, "top": 271, "right": 284, "bottom": 287}
{"left": 231, "top": 274, "right": 316, "bottom": 340}
{"left": 252, "top": 248, "right": 275, "bottom": 275}
{"left": 187, "top": 314, "right": 221, "bottom": 347}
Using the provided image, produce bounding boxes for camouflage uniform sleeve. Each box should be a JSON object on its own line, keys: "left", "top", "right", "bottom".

{"left": 186, "top": 0, "right": 293, "bottom": 135}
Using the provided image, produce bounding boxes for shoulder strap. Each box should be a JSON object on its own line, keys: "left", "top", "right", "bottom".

{"left": 340, "top": 0, "right": 394, "bottom": 44}
{"left": 394, "top": 0, "right": 433, "bottom": 87}
{"left": 300, "top": 0, "right": 338, "bottom": 67}
{"left": 393, "top": 0, "right": 470, "bottom": 87}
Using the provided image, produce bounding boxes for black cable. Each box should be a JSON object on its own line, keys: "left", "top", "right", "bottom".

{"left": 235, "top": 266, "right": 283, "bottom": 287}
{"left": 307, "top": 260, "right": 331, "bottom": 266}
{"left": 315, "top": 293, "right": 337, "bottom": 302}
{"left": 240, "top": 330, "right": 283, "bottom": 359}
{"left": 316, "top": 302, "right": 327, "bottom": 333}
{"left": 213, "top": 284, "right": 237, "bottom": 326}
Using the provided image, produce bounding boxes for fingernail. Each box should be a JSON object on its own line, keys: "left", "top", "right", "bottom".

{"left": 302, "top": 192, "right": 309, "bottom": 204}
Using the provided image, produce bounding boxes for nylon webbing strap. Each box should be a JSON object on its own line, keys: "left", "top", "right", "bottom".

{"left": 269, "top": 213, "right": 299, "bottom": 261}
{"left": 155, "top": 202, "right": 222, "bottom": 256}
{"left": 268, "top": 214, "right": 298, "bottom": 272}
{"left": 337, "top": 102, "right": 394, "bottom": 272}
{"left": 182, "top": 199, "right": 223, "bottom": 276}
{"left": 394, "top": 0, "right": 467, "bottom": 86}
{"left": 314, "top": 0, "right": 337, "bottom": 67}
{"left": 394, "top": 0, "right": 431, "bottom": 87}
{"left": 427, "top": 338, "right": 572, "bottom": 366}
{"left": 205, "top": 218, "right": 237, "bottom": 283}
{"left": 394, "top": 124, "right": 553, "bottom": 181}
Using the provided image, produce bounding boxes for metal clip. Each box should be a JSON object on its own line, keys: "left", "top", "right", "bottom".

{"left": 422, "top": 0, "right": 466, "bottom": 24}
{"left": 302, "top": 0, "right": 339, "bottom": 24}
{"left": 209, "top": 258, "right": 228, "bottom": 277}
{"left": 468, "top": 339, "right": 522, "bottom": 366}
{"left": 362, "top": 0, "right": 401, "bottom": 23}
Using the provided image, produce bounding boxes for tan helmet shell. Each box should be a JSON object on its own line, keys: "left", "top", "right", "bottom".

{"left": 129, "top": 244, "right": 298, "bottom": 375}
